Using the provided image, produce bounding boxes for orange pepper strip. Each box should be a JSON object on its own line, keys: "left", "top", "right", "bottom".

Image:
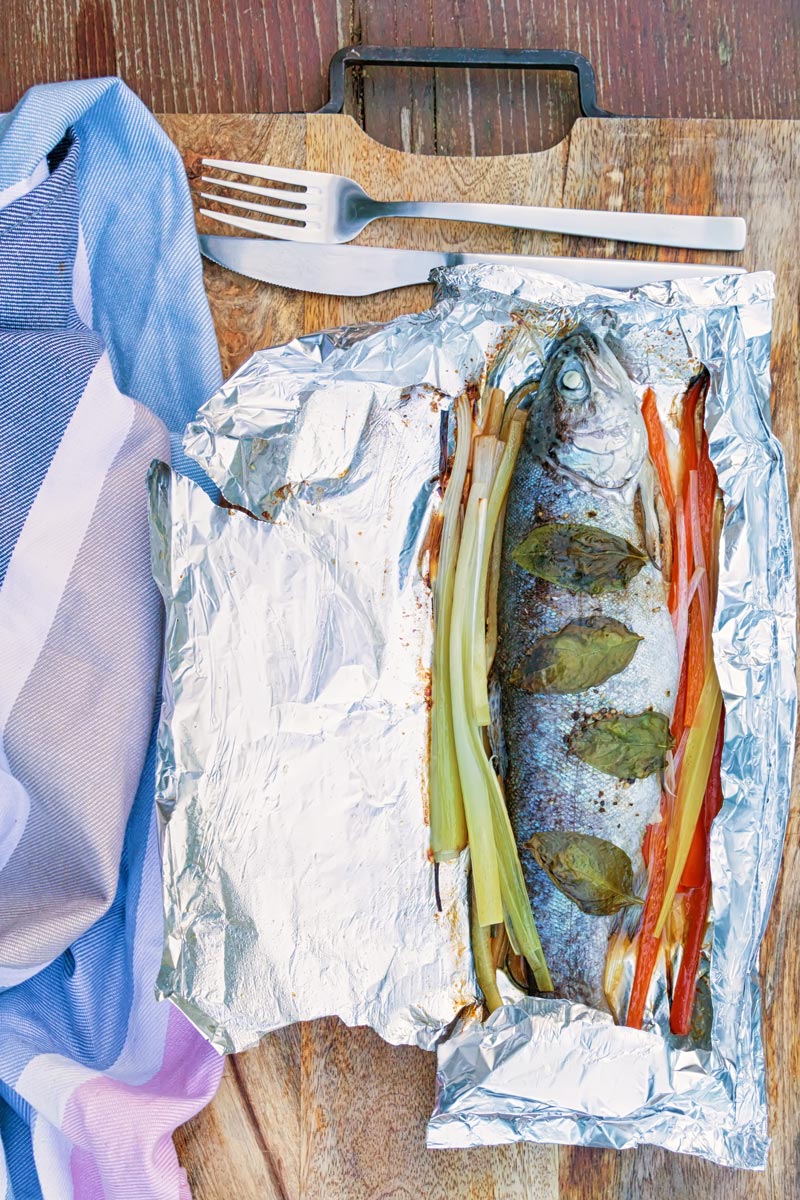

{"left": 626, "top": 819, "right": 668, "bottom": 1029}
{"left": 642, "top": 387, "right": 676, "bottom": 512}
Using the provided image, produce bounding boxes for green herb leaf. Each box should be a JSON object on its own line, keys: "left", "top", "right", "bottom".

{"left": 510, "top": 616, "right": 642, "bottom": 695}
{"left": 569, "top": 710, "right": 673, "bottom": 779}
{"left": 512, "top": 522, "right": 648, "bottom": 594}
{"left": 688, "top": 968, "right": 713, "bottom": 1051}
{"left": 526, "top": 831, "right": 643, "bottom": 915}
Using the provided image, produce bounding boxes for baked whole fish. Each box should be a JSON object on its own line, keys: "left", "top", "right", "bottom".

{"left": 495, "top": 326, "right": 679, "bottom": 1012}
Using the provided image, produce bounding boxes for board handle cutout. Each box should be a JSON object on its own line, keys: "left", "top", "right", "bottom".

{"left": 319, "top": 45, "right": 613, "bottom": 119}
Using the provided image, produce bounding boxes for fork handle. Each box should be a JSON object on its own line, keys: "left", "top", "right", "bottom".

{"left": 364, "top": 200, "right": 746, "bottom": 252}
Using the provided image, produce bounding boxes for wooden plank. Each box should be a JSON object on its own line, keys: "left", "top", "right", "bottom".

{"left": 3, "top": 2, "right": 800, "bottom": 150}
{"left": 175, "top": 1027, "right": 302, "bottom": 1200}
{"left": 158, "top": 110, "right": 800, "bottom": 1199}
{"left": 301, "top": 1019, "right": 558, "bottom": 1200}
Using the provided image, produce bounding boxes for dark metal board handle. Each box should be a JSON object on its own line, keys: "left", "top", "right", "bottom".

{"left": 319, "top": 46, "right": 612, "bottom": 118}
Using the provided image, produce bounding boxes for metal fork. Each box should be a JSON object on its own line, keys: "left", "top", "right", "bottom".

{"left": 199, "top": 157, "right": 746, "bottom": 251}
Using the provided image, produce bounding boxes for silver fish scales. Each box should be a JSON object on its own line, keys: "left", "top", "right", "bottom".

{"left": 496, "top": 325, "right": 679, "bottom": 1011}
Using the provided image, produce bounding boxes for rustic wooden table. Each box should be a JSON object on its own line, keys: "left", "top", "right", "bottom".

{"left": 4, "top": 4, "right": 798, "bottom": 1198}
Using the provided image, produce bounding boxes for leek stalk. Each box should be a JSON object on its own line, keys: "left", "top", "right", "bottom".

{"left": 429, "top": 395, "right": 471, "bottom": 860}
{"left": 470, "top": 879, "right": 503, "bottom": 1012}
{"left": 450, "top": 490, "right": 503, "bottom": 926}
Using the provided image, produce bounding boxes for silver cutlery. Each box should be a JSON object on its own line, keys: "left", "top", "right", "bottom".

{"left": 198, "top": 235, "right": 744, "bottom": 295}
{"left": 200, "top": 158, "right": 746, "bottom": 252}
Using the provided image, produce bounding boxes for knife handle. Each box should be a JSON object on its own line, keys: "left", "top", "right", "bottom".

{"left": 319, "top": 46, "right": 612, "bottom": 119}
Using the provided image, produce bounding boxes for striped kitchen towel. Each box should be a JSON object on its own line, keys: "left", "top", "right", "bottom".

{"left": 0, "top": 80, "right": 224, "bottom": 1198}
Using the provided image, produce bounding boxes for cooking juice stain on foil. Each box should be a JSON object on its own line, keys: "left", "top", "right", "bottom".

{"left": 150, "top": 265, "right": 794, "bottom": 1169}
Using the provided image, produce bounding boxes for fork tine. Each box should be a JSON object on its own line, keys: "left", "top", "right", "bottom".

{"left": 202, "top": 157, "right": 316, "bottom": 188}
{"left": 200, "top": 192, "right": 308, "bottom": 222}
{"left": 201, "top": 176, "right": 308, "bottom": 206}
{"left": 199, "top": 208, "right": 312, "bottom": 241}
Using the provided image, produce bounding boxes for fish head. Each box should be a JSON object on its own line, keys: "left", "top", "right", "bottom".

{"left": 529, "top": 326, "right": 647, "bottom": 493}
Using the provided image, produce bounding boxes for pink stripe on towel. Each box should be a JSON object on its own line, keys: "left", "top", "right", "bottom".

{"left": 64, "top": 1007, "right": 222, "bottom": 1200}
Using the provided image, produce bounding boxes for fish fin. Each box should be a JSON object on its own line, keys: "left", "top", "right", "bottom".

{"left": 636, "top": 459, "right": 672, "bottom": 578}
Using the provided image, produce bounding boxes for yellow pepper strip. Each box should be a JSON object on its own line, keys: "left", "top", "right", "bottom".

{"left": 654, "top": 667, "right": 723, "bottom": 937}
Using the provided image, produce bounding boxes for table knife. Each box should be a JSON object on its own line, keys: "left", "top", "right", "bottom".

{"left": 198, "top": 235, "right": 743, "bottom": 296}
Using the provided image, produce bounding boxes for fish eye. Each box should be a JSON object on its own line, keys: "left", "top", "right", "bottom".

{"left": 556, "top": 361, "right": 590, "bottom": 401}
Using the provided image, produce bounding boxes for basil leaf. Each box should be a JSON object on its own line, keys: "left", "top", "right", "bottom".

{"left": 510, "top": 616, "right": 642, "bottom": 695}
{"left": 512, "top": 522, "right": 648, "bottom": 594}
{"left": 526, "top": 831, "right": 642, "bottom": 916}
{"left": 569, "top": 710, "right": 673, "bottom": 779}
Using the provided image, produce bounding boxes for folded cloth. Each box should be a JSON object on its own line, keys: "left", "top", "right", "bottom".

{"left": 0, "top": 80, "right": 224, "bottom": 1198}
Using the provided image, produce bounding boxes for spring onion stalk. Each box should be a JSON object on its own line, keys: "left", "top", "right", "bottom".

{"left": 484, "top": 382, "right": 532, "bottom": 680}
{"left": 450, "top": 489, "right": 503, "bottom": 926}
{"left": 486, "top": 769, "right": 553, "bottom": 990}
{"left": 433, "top": 381, "right": 550, "bottom": 990}
{"left": 484, "top": 521, "right": 505, "bottom": 675}
{"left": 470, "top": 879, "right": 503, "bottom": 1012}
{"left": 468, "top": 438, "right": 500, "bottom": 725}
{"left": 429, "top": 395, "right": 471, "bottom": 861}
{"left": 483, "top": 386, "right": 506, "bottom": 437}
{"left": 470, "top": 495, "right": 491, "bottom": 725}
{"left": 500, "top": 380, "right": 535, "bottom": 438}
{"left": 654, "top": 667, "right": 723, "bottom": 936}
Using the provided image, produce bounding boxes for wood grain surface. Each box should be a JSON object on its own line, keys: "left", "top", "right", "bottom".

{"left": 3, "top": 2, "right": 799, "bottom": 153}
{"left": 158, "top": 110, "right": 800, "bottom": 1199}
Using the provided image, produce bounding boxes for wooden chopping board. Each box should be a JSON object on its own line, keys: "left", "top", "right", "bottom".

{"left": 158, "top": 112, "right": 800, "bottom": 1200}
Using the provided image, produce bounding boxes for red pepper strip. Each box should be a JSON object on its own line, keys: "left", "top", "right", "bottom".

{"left": 670, "top": 714, "right": 725, "bottom": 1032}
{"left": 626, "top": 819, "right": 668, "bottom": 1029}
{"left": 698, "top": 432, "right": 717, "bottom": 565}
{"left": 642, "top": 388, "right": 676, "bottom": 512}
{"left": 675, "top": 375, "right": 705, "bottom": 574}
{"left": 678, "top": 821, "right": 706, "bottom": 891}
{"left": 671, "top": 646, "right": 689, "bottom": 741}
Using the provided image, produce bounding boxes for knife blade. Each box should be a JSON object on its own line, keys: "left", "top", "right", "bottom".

{"left": 198, "top": 235, "right": 743, "bottom": 296}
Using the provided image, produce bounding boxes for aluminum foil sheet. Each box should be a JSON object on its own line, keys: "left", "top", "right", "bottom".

{"left": 151, "top": 264, "right": 794, "bottom": 1167}
{"left": 148, "top": 385, "right": 476, "bottom": 1054}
